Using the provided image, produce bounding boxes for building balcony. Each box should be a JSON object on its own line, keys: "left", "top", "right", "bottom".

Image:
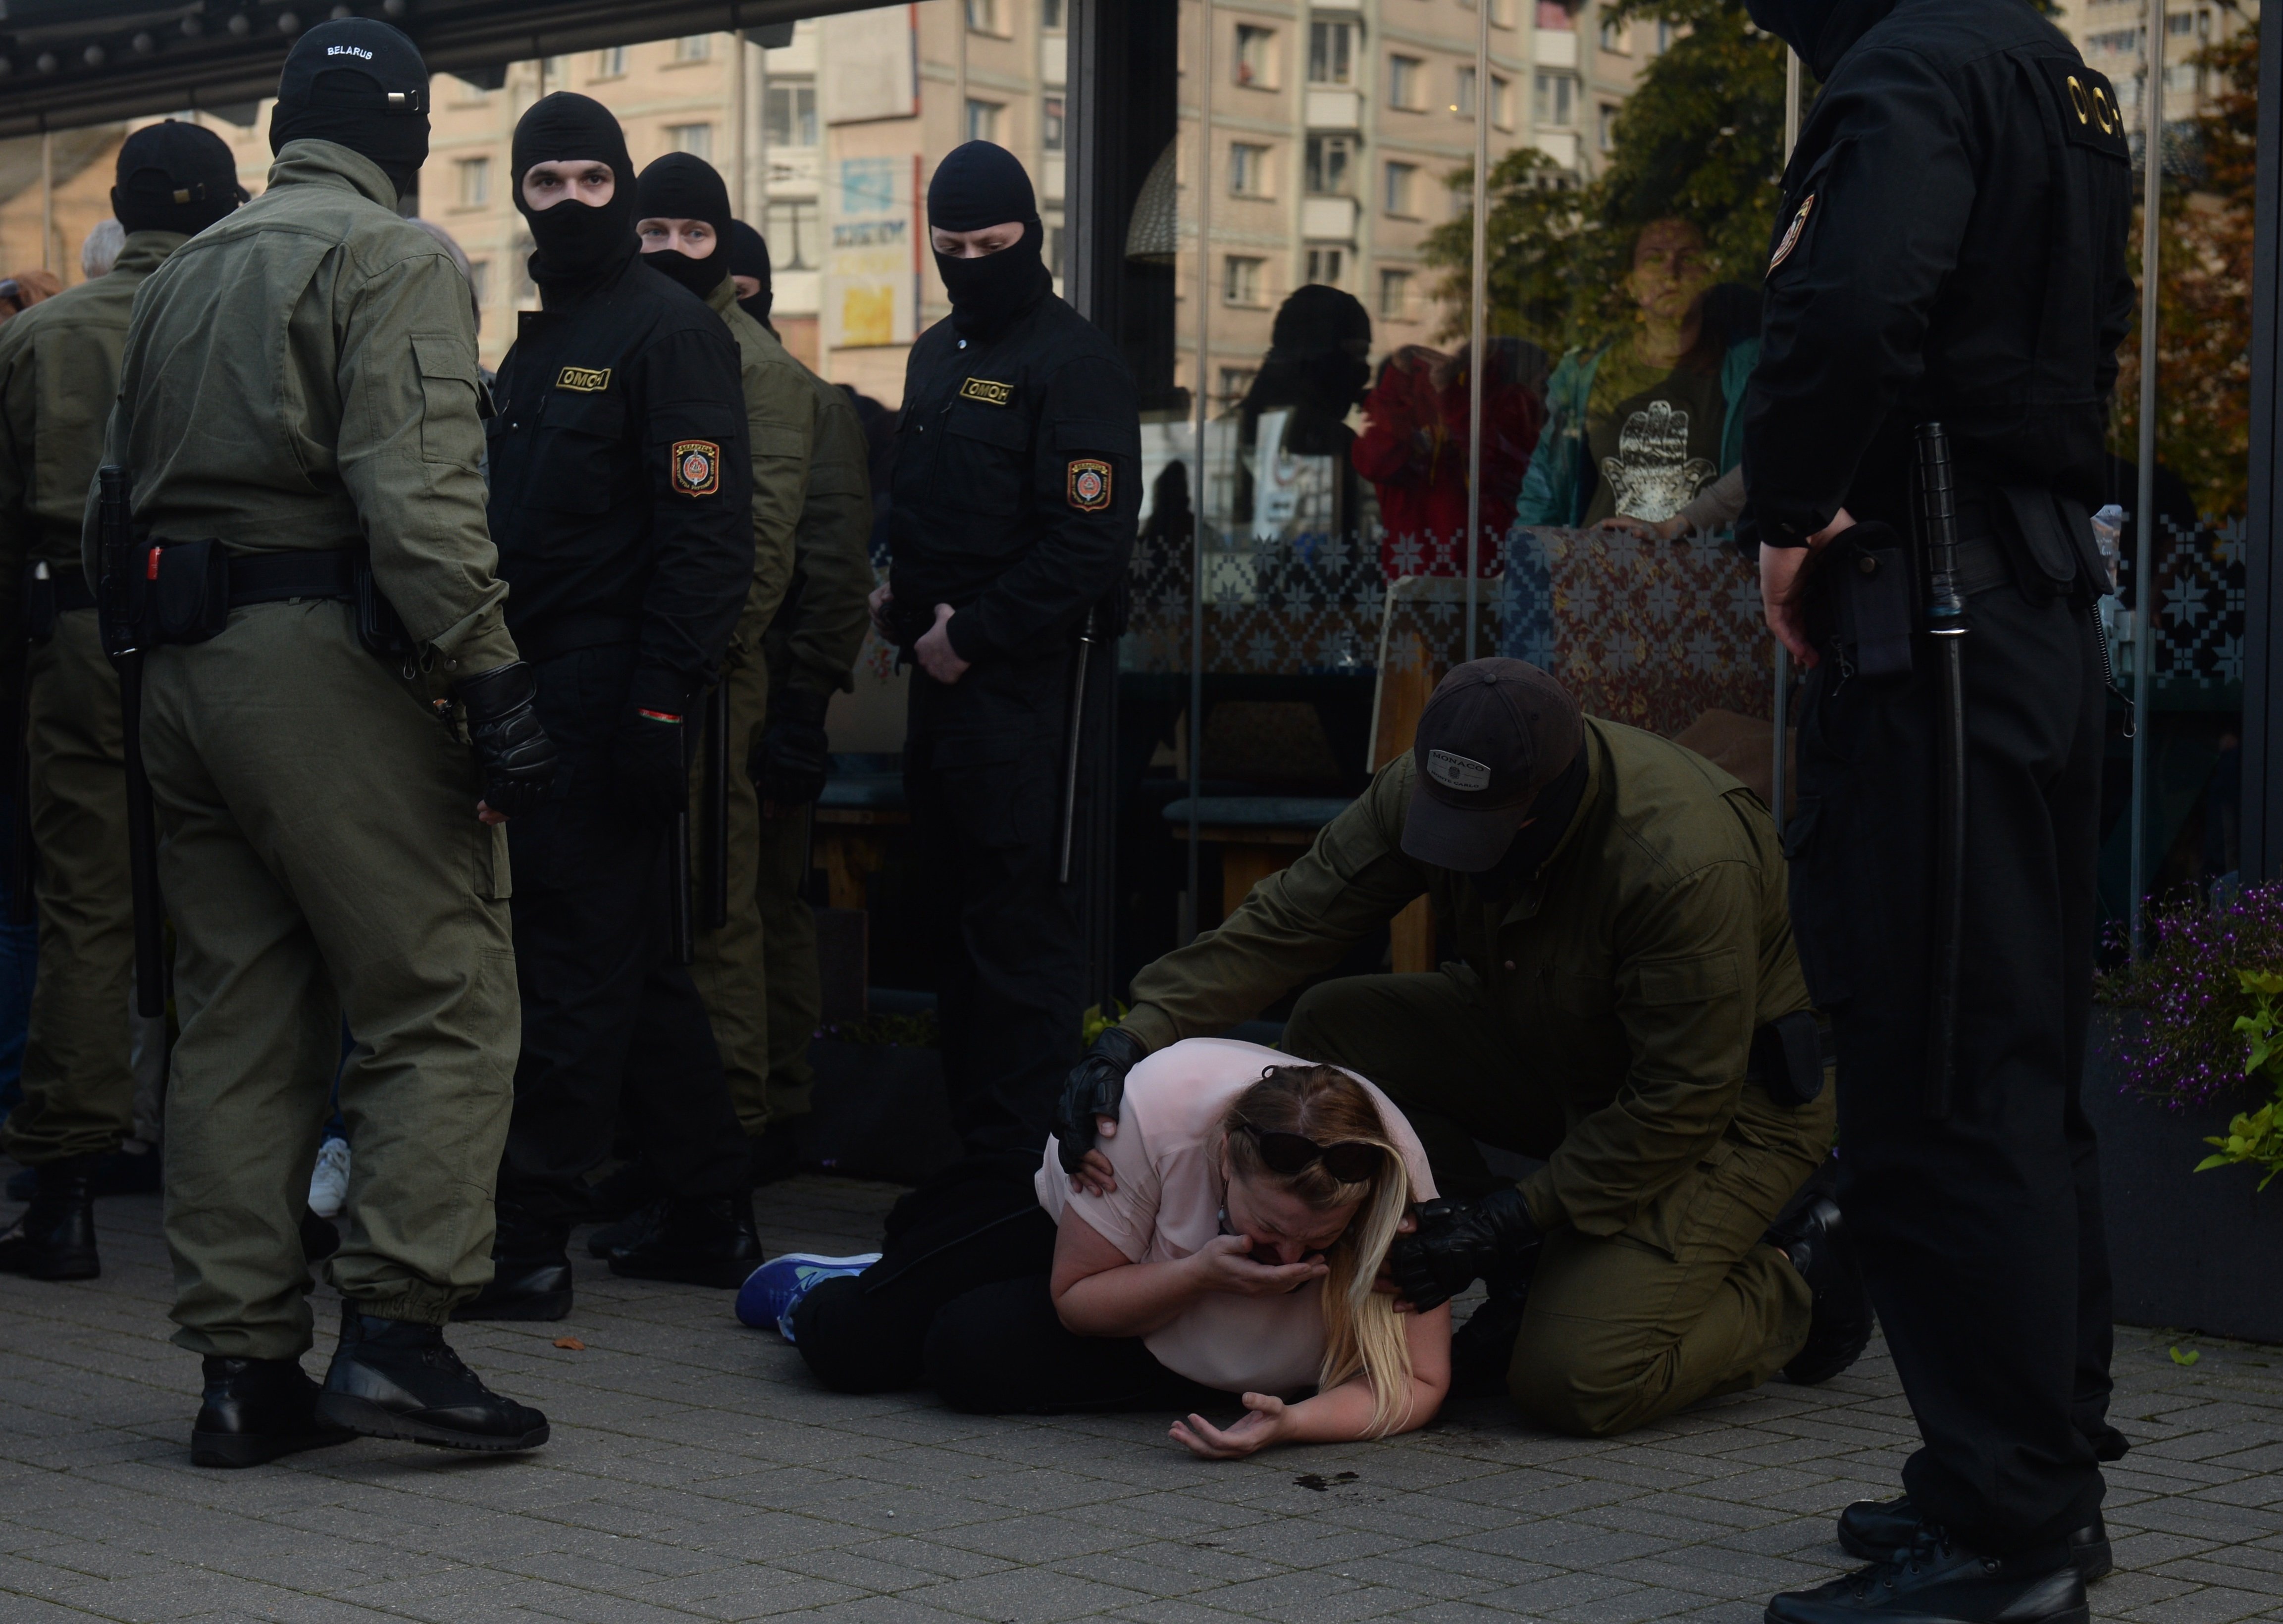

{"left": 1301, "top": 194, "right": 1359, "bottom": 241}
{"left": 1535, "top": 28, "right": 1578, "bottom": 68}
{"left": 1305, "top": 87, "right": 1362, "bottom": 130}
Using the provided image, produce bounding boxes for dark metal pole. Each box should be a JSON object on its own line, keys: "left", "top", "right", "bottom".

{"left": 2240, "top": 4, "right": 2283, "bottom": 885}
{"left": 1916, "top": 423, "right": 1968, "bottom": 1119}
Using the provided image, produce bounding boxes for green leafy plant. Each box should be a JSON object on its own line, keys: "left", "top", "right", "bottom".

{"left": 2194, "top": 969, "right": 2283, "bottom": 1188}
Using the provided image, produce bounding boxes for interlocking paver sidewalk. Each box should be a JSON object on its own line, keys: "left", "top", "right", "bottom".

{"left": 3, "top": 1166, "right": 2279, "bottom": 1623}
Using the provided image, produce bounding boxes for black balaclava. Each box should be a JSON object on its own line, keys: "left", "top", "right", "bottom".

{"left": 112, "top": 120, "right": 246, "bottom": 237}
{"left": 1741, "top": 0, "right": 1899, "bottom": 79}
{"left": 728, "top": 220, "right": 774, "bottom": 329}
{"left": 267, "top": 19, "right": 431, "bottom": 199}
{"left": 926, "top": 141, "right": 1050, "bottom": 340}
{"left": 634, "top": 153, "right": 734, "bottom": 300}
{"left": 512, "top": 94, "right": 638, "bottom": 294}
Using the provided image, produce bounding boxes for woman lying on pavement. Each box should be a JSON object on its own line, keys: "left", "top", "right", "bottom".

{"left": 774, "top": 1037, "right": 1451, "bottom": 1456}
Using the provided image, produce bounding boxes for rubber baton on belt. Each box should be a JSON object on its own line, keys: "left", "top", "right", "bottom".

{"left": 1914, "top": 423, "right": 1969, "bottom": 1119}
{"left": 669, "top": 704, "right": 696, "bottom": 967}
{"left": 7, "top": 564, "right": 36, "bottom": 926}
{"left": 1057, "top": 604, "right": 1098, "bottom": 887}
{"left": 699, "top": 682, "right": 729, "bottom": 931}
{"left": 95, "top": 466, "right": 166, "bottom": 1019}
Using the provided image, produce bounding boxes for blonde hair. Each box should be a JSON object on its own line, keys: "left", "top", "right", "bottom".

{"left": 1221, "top": 1064, "right": 1416, "bottom": 1437}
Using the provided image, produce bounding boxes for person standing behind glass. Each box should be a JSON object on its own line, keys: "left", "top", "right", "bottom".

{"left": 464, "top": 95, "right": 758, "bottom": 1322}
{"left": 869, "top": 142, "right": 1139, "bottom": 1152}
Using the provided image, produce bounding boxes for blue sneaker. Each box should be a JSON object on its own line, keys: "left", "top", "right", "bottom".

{"left": 735, "top": 1252, "right": 880, "bottom": 1338}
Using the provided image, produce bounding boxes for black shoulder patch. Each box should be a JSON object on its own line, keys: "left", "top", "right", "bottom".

{"left": 2039, "top": 58, "right": 2130, "bottom": 162}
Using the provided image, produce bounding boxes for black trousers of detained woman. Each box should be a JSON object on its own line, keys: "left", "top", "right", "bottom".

{"left": 789, "top": 1153, "right": 1219, "bottom": 1414}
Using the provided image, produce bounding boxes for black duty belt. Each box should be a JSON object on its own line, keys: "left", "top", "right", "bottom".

{"left": 226, "top": 549, "right": 357, "bottom": 607}
{"left": 1947, "top": 532, "right": 2012, "bottom": 598}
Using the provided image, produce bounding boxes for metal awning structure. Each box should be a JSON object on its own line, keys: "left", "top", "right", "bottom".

{"left": 0, "top": 0, "right": 882, "bottom": 138}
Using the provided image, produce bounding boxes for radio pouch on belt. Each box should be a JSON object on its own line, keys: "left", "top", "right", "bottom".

{"left": 1832, "top": 521, "right": 1913, "bottom": 684}
{"left": 151, "top": 539, "right": 231, "bottom": 646}
{"left": 353, "top": 554, "right": 415, "bottom": 660}
{"left": 1750, "top": 1009, "right": 1827, "bottom": 1108}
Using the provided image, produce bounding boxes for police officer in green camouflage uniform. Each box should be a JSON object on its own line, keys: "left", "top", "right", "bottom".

{"left": 0, "top": 123, "right": 243, "bottom": 1282}
{"left": 629, "top": 156, "right": 813, "bottom": 1173}
{"left": 1057, "top": 660, "right": 1871, "bottom": 1438}
{"left": 95, "top": 20, "right": 557, "bottom": 1466}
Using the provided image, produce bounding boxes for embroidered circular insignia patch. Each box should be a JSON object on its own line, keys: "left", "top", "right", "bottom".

{"left": 672, "top": 439, "right": 721, "bottom": 497}
{"left": 1067, "top": 458, "right": 1111, "bottom": 511}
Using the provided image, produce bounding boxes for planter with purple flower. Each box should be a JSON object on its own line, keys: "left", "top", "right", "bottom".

{"left": 2089, "top": 882, "right": 2283, "bottom": 1342}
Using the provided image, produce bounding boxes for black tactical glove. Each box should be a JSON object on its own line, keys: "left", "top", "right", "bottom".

{"left": 750, "top": 686, "right": 832, "bottom": 809}
{"left": 454, "top": 661, "right": 558, "bottom": 819}
{"left": 1385, "top": 1185, "right": 1544, "bottom": 1312}
{"left": 1053, "top": 1026, "right": 1150, "bottom": 1178}
{"left": 612, "top": 707, "right": 690, "bottom": 821}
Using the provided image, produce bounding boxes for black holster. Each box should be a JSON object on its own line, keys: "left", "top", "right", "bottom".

{"left": 1829, "top": 523, "right": 1915, "bottom": 684}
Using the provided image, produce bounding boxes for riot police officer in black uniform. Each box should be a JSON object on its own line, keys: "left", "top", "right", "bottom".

{"left": 871, "top": 143, "right": 1139, "bottom": 1152}
{"left": 1741, "top": 2, "right": 2133, "bottom": 1621}
{"left": 467, "top": 94, "right": 759, "bottom": 1320}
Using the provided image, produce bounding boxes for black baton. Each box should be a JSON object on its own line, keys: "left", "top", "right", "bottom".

{"left": 1914, "top": 423, "right": 1969, "bottom": 1119}
{"left": 8, "top": 565, "right": 35, "bottom": 927}
{"left": 1057, "top": 605, "right": 1098, "bottom": 887}
{"left": 97, "top": 467, "right": 166, "bottom": 1019}
{"left": 699, "top": 681, "right": 729, "bottom": 931}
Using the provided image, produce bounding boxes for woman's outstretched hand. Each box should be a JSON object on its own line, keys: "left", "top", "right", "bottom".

{"left": 1171, "top": 1393, "right": 1289, "bottom": 1459}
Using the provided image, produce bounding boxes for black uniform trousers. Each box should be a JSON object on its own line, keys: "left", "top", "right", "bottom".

{"left": 1789, "top": 558, "right": 2126, "bottom": 1555}
{"left": 905, "top": 646, "right": 1090, "bottom": 1154}
{"left": 495, "top": 644, "right": 746, "bottom": 1242}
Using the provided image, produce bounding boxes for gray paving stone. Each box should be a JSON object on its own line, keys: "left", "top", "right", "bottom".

{"left": 3, "top": 1170, "right": 2282, "bottom": 1624}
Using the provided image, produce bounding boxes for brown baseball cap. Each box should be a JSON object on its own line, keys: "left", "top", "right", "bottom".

{"left": 1402, "top": 659, "right": 1584, "bottom": 872}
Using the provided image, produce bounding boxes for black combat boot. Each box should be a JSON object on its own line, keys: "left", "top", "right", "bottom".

{"left": 586, "top": 1199, "right": 663, "bottom": 1260}
{"left": 1840, "top": 1496, "right": 2113, "bottom": 1584}
{"left": 317, "top": 1301, "right": 549, "bottom": 1451}
{"left": 606, "top": 1188, "right": 764, "bottom": 1287}
{"left": 191, "top": 1356, "right": 356, "bottom": 1469}
{"left": 1766, "top": 1527, "right": 2086, "bottom": 1624}
{"left": 0, "top": 1154, "right": 103, "bottom": 1280}
{"left": 453, "top": 1210, "right": 573, "bottom": 1321}
{"left": 1767, "top": 1196, "right": 1875, "bottom": 1385}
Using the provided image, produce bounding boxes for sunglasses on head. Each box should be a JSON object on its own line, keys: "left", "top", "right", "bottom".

{"left": 1236, "top": 1121, "right": 1382, "bottom": 1184}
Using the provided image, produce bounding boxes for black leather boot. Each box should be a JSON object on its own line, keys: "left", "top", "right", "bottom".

{"left": 586, "top": 1199, "right": 663, "bottom": 1260}
{"left": 452, "top": 1246, "right": 574, "bottom": 1321}
{"left": 191, "top": 1356, "right": 356, "bottom": 1469}
{"left": 317, "top": 1302, "right": 549, "bottom": 1451}
{"left": 606, "top": 1188, "right": 764, "bottom": 1287}
{"left": 1768, "top": 1196, "right": 1874, "bottom": 1385}
{"left": 1839, "top": 1496, "right": 2113, "bottom": 1584}
{"left": 0, "top": 1154, "right": 102, "bottom": 1280}
{"left": 1766, "top": 1529, "right": 2086, "bottom": 1624}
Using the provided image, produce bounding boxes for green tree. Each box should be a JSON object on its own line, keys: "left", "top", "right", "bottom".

{"left": 1425, "top": 0, "right": 1790, "bottom": 354}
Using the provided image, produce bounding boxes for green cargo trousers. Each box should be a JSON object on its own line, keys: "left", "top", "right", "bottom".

{"left": 3, "top": 609, "right": 135, "bottom": 1167}
{"left": 140, "top": 600, "right": 518, "bottom": 1360}
{"left": 1285, "top": 970, "right": 1822, "bottom": 1438}
{"left": 753, "top": 797, "right": 818, "bottom": 1125}
{"left": 691, "top": 654, "right": 771, "bottom": 1139}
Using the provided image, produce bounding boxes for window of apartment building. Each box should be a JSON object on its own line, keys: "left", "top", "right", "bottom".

{"left": 1308, "top": 20, "right": 1357, "bottom": 86}
{"left": 1533, "top": 71, "right": 1574, "bottom": 127}
{"left": 455, "top": 155, "right": 490, "bottom": 208}
{"left": 2166, "top": 9, "right": 2194, "bottom": 32}
{"left": 965, "top": 0, "right": 1008, "bottom": 35}
{"left": 468, "top": 259, "right": 492, "bottom": 308}
{"left": 966, "top": 99, "right": 1004, "bottom": 144}
{"left": 1229, "top": 142, "right": 1271, "bottom": 198}
{"left": 1235, "top": 24, "right": 1275, "bottom": 88}
{"left": 1492, "top": 74, "right": 1514, "bottom": 129}
{"left": 594, "top": 45, "right": 628, "bottom": 78}
{"left": 1388, "top": 55, "right": 1423, "bottom": 109}
{"left": 1224, "top": 255, "right": 1266, "bottom": 306}
{"left": 765, "top": 200, "right": 820, "bottom": 270}
{"left": 1041, "top": 0, "right": 1066, "bottom": 30}
{"left": 1383, "top": 160, "right": 1417, "bottom": 216}
{"left": 1304, "top": 246, "right": 1347, "bottom": 288}
{"left": 1599, "top": 11, "right": 1630, "bottom": 52}
{"left": 1218, "top": 367, "right": 1258, "bottom": 406}
{"left": 1654, "top": 19, "right": 1676, "bottom": 51}
{"left": 765, "top": 82, "right": 818, "bottom": 148}
{"left": 1453, "top": 65, "right": 1477, "bottom": 117}
{"left": 1598, "top": 101, "right": 1619, "bottom": 151}
{"left": 673, "top": 34, "right": 712, "bottom": 62}
{"left": 667, "top": 123, "right": 714, "bottom": 161}
{"left": 1305, "top": 134, "right": 1355, "bottom": 196}
{"left": 1042, "top": 95, "right": 1065, "bottom": 152}
{"left": 1378, "top": 268, "right": 1413, "bottom": 321}
{"left": 1047, "top": 220, "right": 1066, "bottom": 282}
